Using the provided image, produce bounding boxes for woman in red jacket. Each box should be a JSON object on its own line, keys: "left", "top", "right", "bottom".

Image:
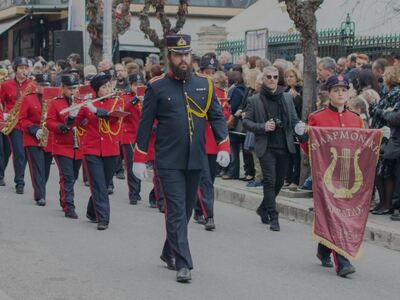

{"left": 74, "top": 72, "right": 124, "bottom": 230}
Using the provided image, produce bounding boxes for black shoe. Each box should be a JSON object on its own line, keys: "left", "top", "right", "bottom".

{"left": 204, "top": 217, "right": 216, "bottom": 231}
{"left": 256, "top": 207, "right": 270, "bottom": 224}
{"left": 160, "top": 255, "right": 176, "bottom": 270}
{"left": 97, "top": 223, "right": 108, "bottom": 230}
{"left": 316, "top": 253, "right": 333, "bottom": 268}
{"left": 116, "top": 170, "right": 125, "bottom": 180}
{"left": 176, "top": 268, "right": 191, "bottom": 283}
{"left": 270, "top": 217, "right": 280, "bottom": 231}
{"left": 130, "top": 198, "right": 138, "bottom": 205}
{"left": 86, "top": 214, "right": 97, "bottom": 223}
{"left": 0, "top": 179, "right": 5, "bottom": 186}
{"left": 36, "top": 199, "right": 46, "bottom": 206}
{"left": 84, "top": 181, "right": 90, "bottom": 187}
{"left": 194, "top": 213, "right": 206, "bottom": 225}
{"left": 390, "top": 212, "right": 400, "bottom": 221}
{"left": 65, "top": 209, "right": 78, "bottom": 219}
{"left": 371, "top": 208, "right": 394, "bottom": 215}
{"left": 337, "top": 264, "right": 356, "bottom": 277}
{"left": 158, "top": 206, "right": 165, "bottom": 213}
{"left": 107, "top": 187, "right": 114, "bottom": 195}
{"left": 16, "top": 185, "right": 24, "bottom": 194}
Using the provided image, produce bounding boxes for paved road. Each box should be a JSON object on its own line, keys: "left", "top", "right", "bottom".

{"left": 0, "top": 165, "right": 399, "bottom": 300}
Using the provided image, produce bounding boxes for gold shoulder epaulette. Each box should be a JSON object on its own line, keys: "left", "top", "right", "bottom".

{"left": 149, "top": 73, "right": 165, "bottom": 84}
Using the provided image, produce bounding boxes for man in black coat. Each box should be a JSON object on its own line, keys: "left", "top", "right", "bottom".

{"left": 243, "top": 66, "right": 300, "bottom": 231}
{"left": 133, "top": 34, "right": 230, "bottom": 283}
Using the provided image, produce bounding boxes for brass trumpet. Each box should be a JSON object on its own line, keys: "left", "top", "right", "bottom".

{"left": 59, "top": 92, "right": 116, "bottom": 115}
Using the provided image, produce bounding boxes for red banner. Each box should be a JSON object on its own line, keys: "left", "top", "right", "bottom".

{"left": 309, "top": 127, "right": 382, "bottom": 259}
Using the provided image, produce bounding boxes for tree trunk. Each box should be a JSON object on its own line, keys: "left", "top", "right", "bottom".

{"left": 89, "top": 42, "right": 103, "bottom": 67}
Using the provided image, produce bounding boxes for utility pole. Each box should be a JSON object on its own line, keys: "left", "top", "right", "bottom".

{"left": 102, "top": 0, "right": 113, "bottom": 61}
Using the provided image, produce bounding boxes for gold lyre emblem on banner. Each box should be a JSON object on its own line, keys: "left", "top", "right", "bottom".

{"left": 323, "top": 147, "right": 363, "bottom": 199}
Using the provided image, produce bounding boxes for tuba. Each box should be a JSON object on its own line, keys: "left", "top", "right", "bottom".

{"left": 2, "top": 82, "right": 35, "bottom": 135}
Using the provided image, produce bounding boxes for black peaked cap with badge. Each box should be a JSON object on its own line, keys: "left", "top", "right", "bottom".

{"left": 325, "top": 74, "right": 350, "bottom": 91}
{"left": 200, "top": 54, "right": 218, "bottom": 70}
{"left": 128, "top": 73, "right": 144, "bottom": 84}
{"left": 61, "top": 73, "right": 80, "bottom": 87}
{"left": 90, "top": 72, "right": 112, "bottom": 92}
{"left": 34, "top": 73, "right": 51, "bottom": 86}
{"left": 166, "top": 34, "right": 192, "bottom": 53}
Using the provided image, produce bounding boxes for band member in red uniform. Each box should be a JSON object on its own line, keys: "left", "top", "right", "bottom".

{"left": 120, "top": 72, "right": 143, "bottom": 205}
{"left": 73, "top": 72, "right": 124, "bottom": 230}
{"left": 0, "top": 57, "right": 33, "bottom": 194}
{"left": 19, "top": 74, "right": 51, "bottom": 206}
{"left": 295, "top": 75, "right": 363, "bottom": 277}
{"left": 46, "top": 74, "right": 83, "bottom": 219}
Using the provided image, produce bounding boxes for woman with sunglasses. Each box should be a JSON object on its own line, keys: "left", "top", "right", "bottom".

{"left": 72, "top": 72, "right": 124, "bottom": 230}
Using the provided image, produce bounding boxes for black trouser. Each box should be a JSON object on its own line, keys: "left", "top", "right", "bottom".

{"left": 318, "top": 243, "right": 352, "bottom": 272}
{"left": 115, "top": 146, "right": 124, "bottom": 174}
{"left": 243, "top": 148, "right": 255, "bottom": 177}
{"left": 196, "top": 154, "right": 217, "bottom": 219}
{"left": 149, "top": 161, "right": 164, "bottom": 208}
{"left": 25, "top": 146, "right": 46, "bottom": 201}
{"left": 158, "top": 169, "right": 202, "bottom": 270}
{"left": 8, "top": 129, "right": 27, "bottom": 187}
{"left": 121, "top": 144, "right": 141, "bottom": 201}
{"left": 227, "top": 139, "right": 242, "bottom": 178}
{"left": 54, "top": 155, "right": 81, "bottom": 212}
{"left": 259, "top": 148, "right": 290, "bottom": 217}
{"left": 44, "top": 151, "right": 52, "bottom": 184}
{"left": 285, "top": 143, "right": 301, "bottom": 185}
{"left": 0, "top": 133, "right": 11, "bottom": 180}
{"left": 83, "top": 155, "right": 118, "bottom": 225}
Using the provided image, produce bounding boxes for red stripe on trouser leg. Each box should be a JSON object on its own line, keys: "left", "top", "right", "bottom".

{"left": 82, "top": 156, "right": 99, "bottom": 222}
{"left": 25, "top": 149, "right": 38, "bottom": 201}
{"left": 121, "top": 146, "right": 132, "bottom": 198}
{"left": 332, "top": 251, "right": 339, "bottom": 273}
{"left": 54, "top": 156, "right": 67, "bottom": 212}
{"left": 197, "top": 188, "right": 208, "bottom": 219}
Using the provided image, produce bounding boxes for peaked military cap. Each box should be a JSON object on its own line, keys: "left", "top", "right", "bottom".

{"left": 166, "top": 34, "right": 191, "bottom": 53}
{"left": 34, "top": 73, "right": 51, "bottom": 86}
{"left": 128, "top": 72, "right": 144, "bottom": 84}
{"left": 61, "top": 73, "right": 80, "bottom": 87}
{"left": 200, "top": 53, "right": 218, "bottom": 70}
{"left": 13, "top": 57, "right": 29, "bottom": 69}
{"left": 90, "top": 71, "right": 112, "bottom": 92}
{"left": 325, "top": 74, "right": 350, "bottom": 91}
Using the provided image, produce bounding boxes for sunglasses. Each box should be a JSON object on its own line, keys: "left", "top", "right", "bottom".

{"left": 265, "top": 75, "right": 278, "bottom": 80}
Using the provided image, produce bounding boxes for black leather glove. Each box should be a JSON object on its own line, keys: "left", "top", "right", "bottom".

{"left": 96, "top": 108, "right": 109, "bottom": 118}
{"left": 130, "top": 96, "right": 139, "bottom": 105}
{"left": 58, "top": 124, "right": 69, "bottom": 134}
{"left": 28, "top": 125, "right": 40, "bottom": 136}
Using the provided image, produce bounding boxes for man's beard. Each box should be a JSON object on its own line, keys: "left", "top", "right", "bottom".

{"left": 169, "top": 61, "right": 192, "bottom": 80}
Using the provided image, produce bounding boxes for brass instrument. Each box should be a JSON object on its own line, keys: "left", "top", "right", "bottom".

{"left": 71, "top": 96, "right": 80, "bottom": 150}
{"left": 38, "top": 98, "right": 49, "bottom": 147}
{"left": 59, "top": 92, "right": 116, "bottom": 115}
{"left": 2, "top": 82, "right": 35, "bottom": 135}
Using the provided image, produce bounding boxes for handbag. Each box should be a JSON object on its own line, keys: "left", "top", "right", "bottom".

{"left": 244, "top": 131, "right": 255, "bottom": 151}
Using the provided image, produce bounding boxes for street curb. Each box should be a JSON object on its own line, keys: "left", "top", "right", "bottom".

{"left": 214, "top": 184, "right": 400, "bottom": 252}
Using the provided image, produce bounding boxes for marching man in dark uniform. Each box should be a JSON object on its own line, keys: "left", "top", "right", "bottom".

{"left": 295, "top": 75, "right": 363, "bottom": 277}
{"left": 46, "top": 74, "right": 83, "bottom": 219}
{"left": 120, "top": 73, "right": 143, "bottom": 205}
{"left": 133, "top": 34, "right": 230, "bottom": 283}
{"left": 19, "top": 73, "right": 51, "bottom": 206}
{"left": 0, "top": 57, "right": 33, "bottom": 194}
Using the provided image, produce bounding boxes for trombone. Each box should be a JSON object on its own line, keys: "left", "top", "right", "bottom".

{"left": 59, "top": 92, "right": 117, "bottom": 115}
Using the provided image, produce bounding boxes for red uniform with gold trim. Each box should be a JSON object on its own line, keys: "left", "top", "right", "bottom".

{"left": 75, "top": 97, "right": 123, "bottom": 157}
{"left": 120, "top": 92, "right": 141, "bottom": 145}
{"left": 0, "top": 79, "right": 32, "bottom": 130}
{"left": 19, "top": 92, "right": 42, "bottom": 147}
{"left": 46, "top": 96, "right": 83, "bottom": 160}
{"left": 301, "top": 105, "right": 364, "bottom": 154}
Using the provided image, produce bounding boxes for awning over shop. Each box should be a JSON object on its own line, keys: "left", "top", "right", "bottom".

{"left": 119, "top": 28, "right": 160, "bottom": 53}
{"left": 119, "top": 44, "right": 160, "bottom": 53}
{"left": 0, "top": 15, "right": 27, "bottom": 36}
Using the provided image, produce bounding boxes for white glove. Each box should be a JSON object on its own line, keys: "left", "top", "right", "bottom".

{"left": 381, "top": 126, "right": 391, "bottom": 139}
{"left": 3, "top": 113, "right": 9, "bottom": 120}
{"left": 295, "top": 121, "right": 306, "bottom": 135}
{"left": 69, "top": 106, "right": 80, "bottom": 118}
{"left": 133, "top": 162, "right": 148, "bottom": 181}
{"left": 86, "top": 101, "right": 97, "bottom": 114}
{"left": 35, "top": 129, "right": 43, "bottom": 140}
{"left": 216, "top": 151, "right": 230, "bottom": 168}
